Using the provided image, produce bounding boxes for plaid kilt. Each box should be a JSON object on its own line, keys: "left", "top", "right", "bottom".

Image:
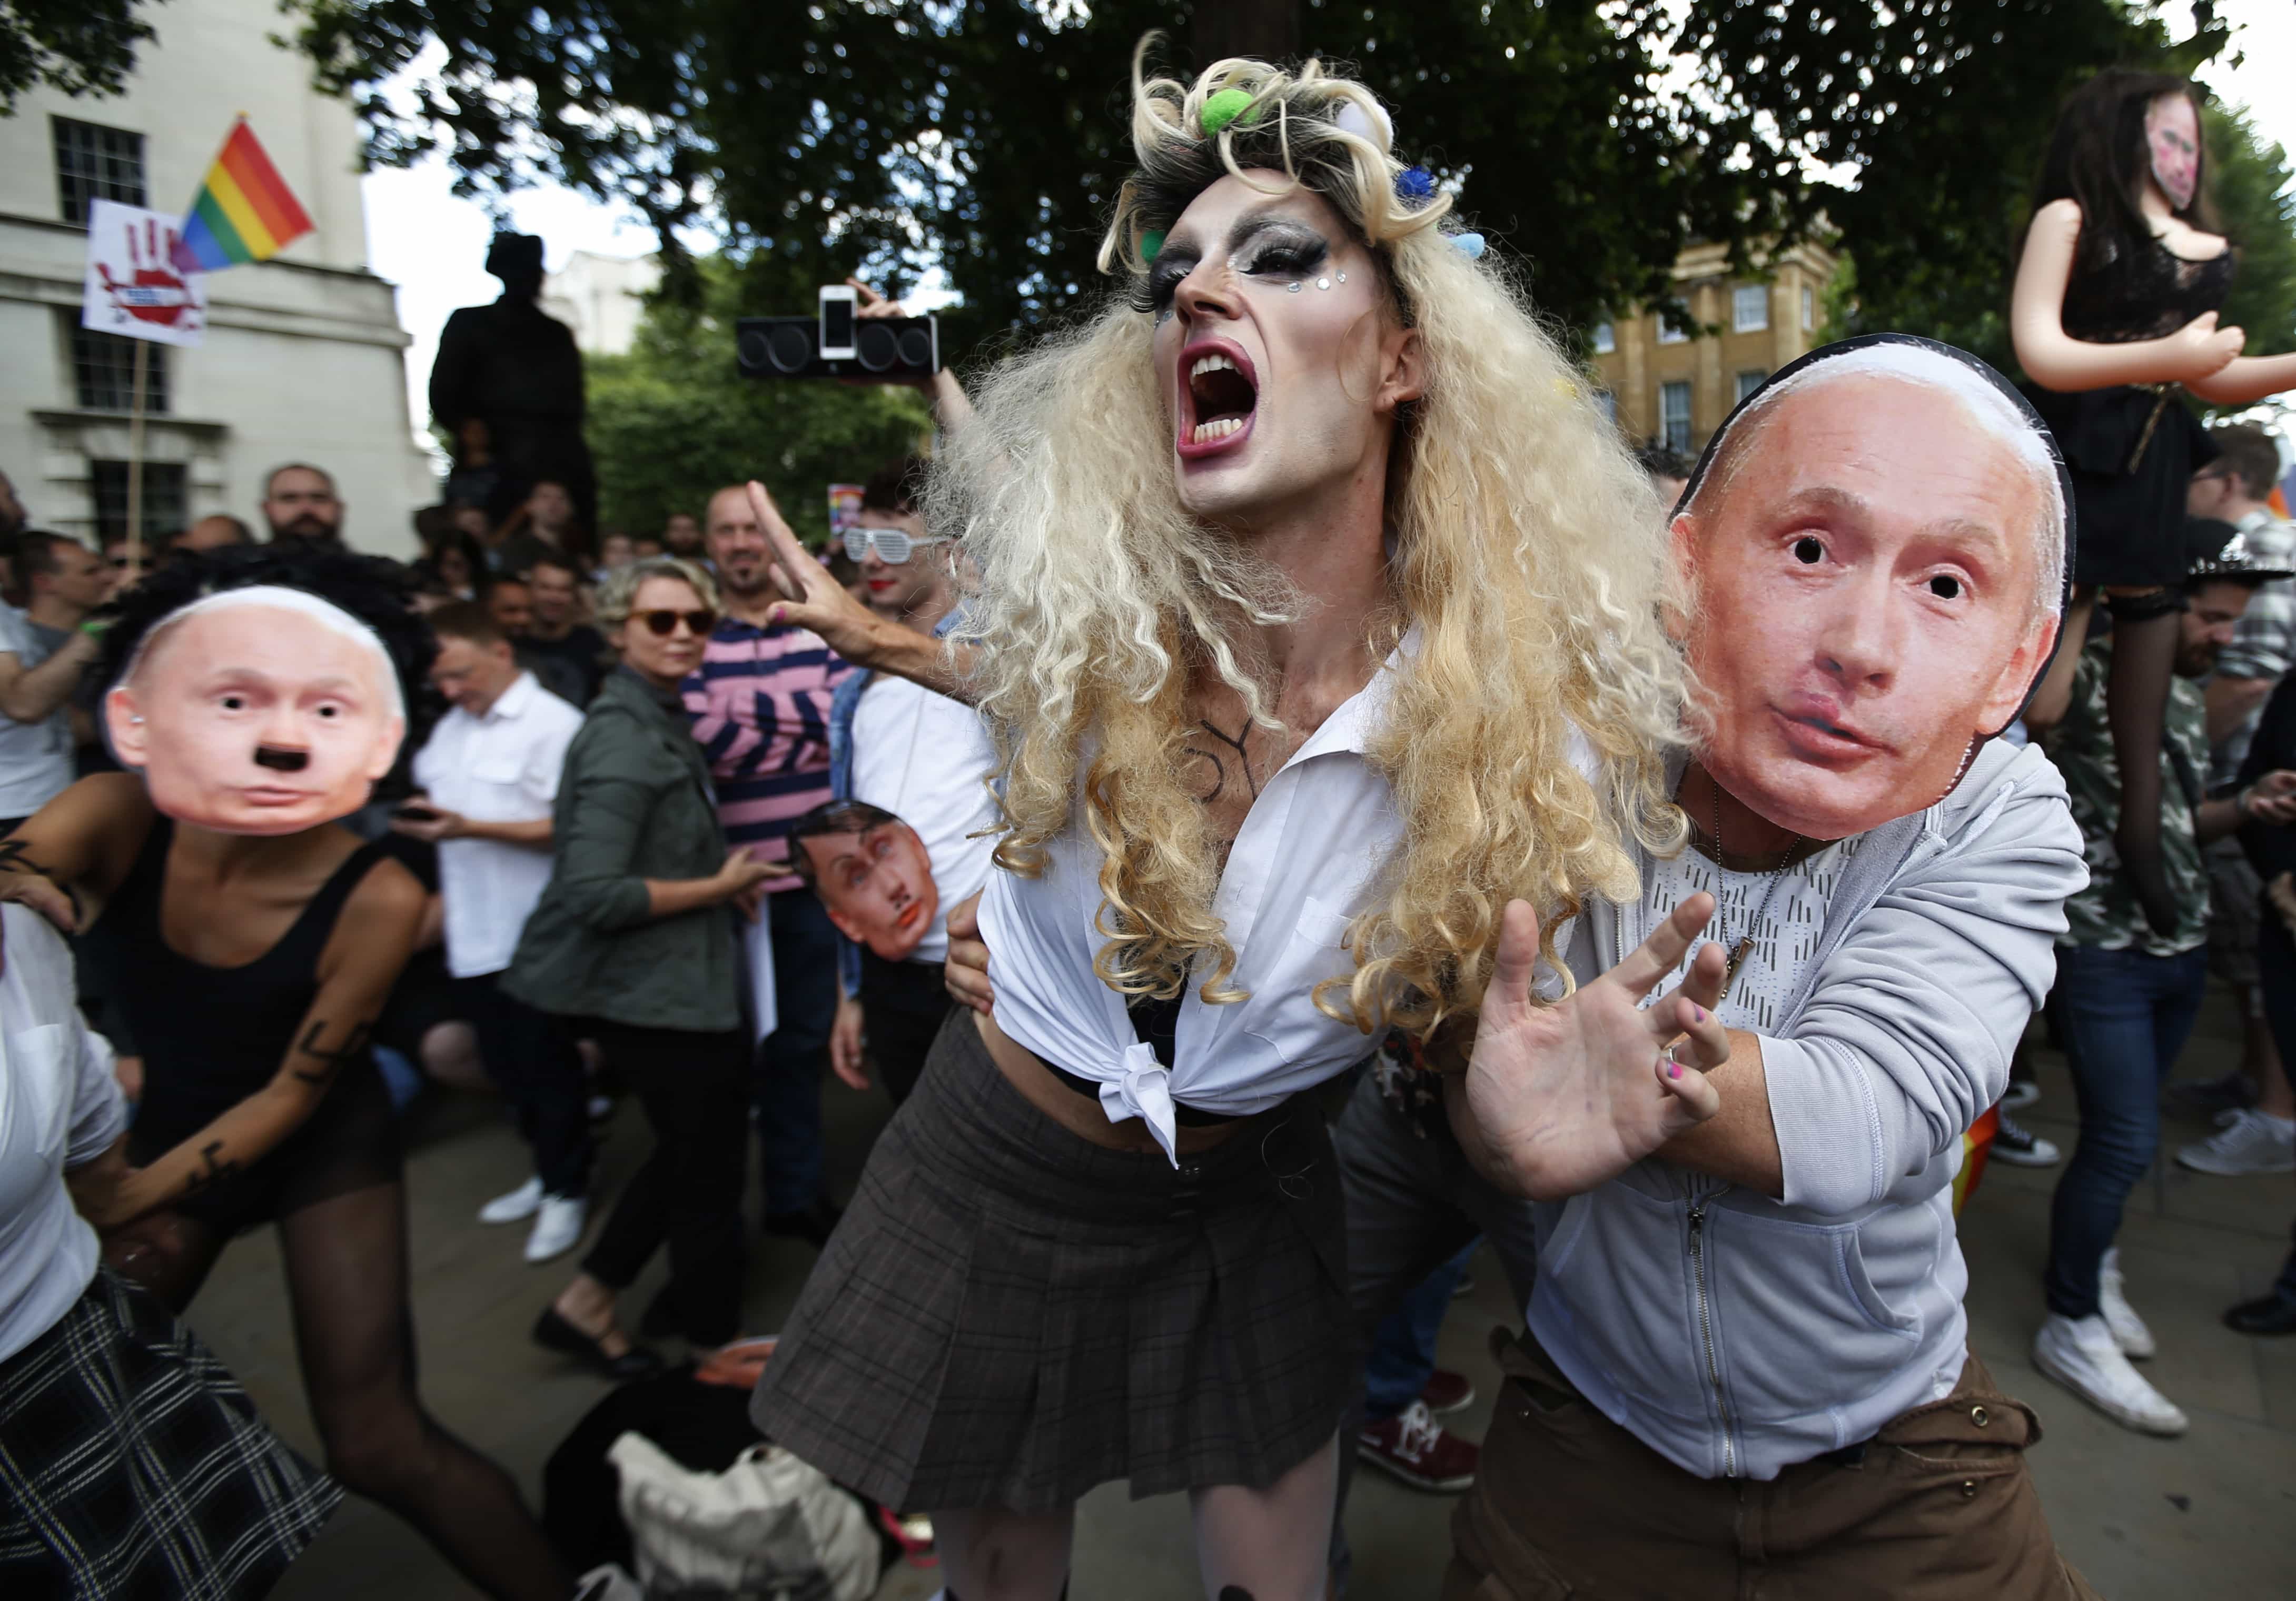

{"left": 0, "top": 1269, "right": 339, "bottom": 1600}
{"left": 753, "top": 1010, "right": 1351, "bottom": 1514}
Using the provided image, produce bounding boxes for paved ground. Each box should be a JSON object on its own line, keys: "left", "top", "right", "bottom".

{"left": 196, "top": 985, "right": 2296, "bottom": 1600}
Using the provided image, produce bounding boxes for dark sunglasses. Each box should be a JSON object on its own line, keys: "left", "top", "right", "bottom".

{"left": 638, "top": 608, "right": 717, "bottom": 638}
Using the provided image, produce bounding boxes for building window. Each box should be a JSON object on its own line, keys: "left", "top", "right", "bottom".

{"left": 1593, "top": 321, "right": 1616, "bottom": 354}
{"left": 70, "top": 326, "right": 171, "bottom": 414}
{"left": 54, "top": 118, "right": 146, "bottom": 224}
{"left": 1657, "top": 313, "right": 1689, "bottom": 345}
{"left": 1732, "top": 285, "right": 1768, "bottom": 333}
{"left": 1736, "top": 370, "right": 1767, "bottom": 405}
{"left": 1802, "top": 285, "right": 1816, "bottom": 331}
{"left": 91, "top": 461, "right": 187, "bottom": 541}
{"left": 1660, "top": 381, "right": 1693, "bottom": 454}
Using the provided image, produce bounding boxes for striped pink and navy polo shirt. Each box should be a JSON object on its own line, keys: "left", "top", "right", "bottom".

{"left": 682, "top": 618, "right": 852, "bottom": 893}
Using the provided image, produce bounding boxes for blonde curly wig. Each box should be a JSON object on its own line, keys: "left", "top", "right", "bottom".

{"left": 933, "top": 38, "right": 1689, "bottom": 1039}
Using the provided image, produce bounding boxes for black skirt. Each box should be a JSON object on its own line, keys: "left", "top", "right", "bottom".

{"left": 2025, "top": 383, "right": 2223, "bottom": 589}
{"left": 751, "top": 1010, "right": 1351, "bottom": 1514}
{"left": 0, "top": 1269, "right": 339, "bottom": 1599}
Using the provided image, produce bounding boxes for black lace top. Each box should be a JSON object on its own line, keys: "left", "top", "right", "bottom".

{"left": 2061, "top": 232, "right": 2236, "bottom": 344}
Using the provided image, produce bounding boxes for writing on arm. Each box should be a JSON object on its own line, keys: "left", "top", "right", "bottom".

{"left": 288, "top": 1018, "right": 376, "bottom": 1087}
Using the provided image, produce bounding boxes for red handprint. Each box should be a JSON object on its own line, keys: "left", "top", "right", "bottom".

{"left": 96, "top": 215, "right": 200, "bottom": 330}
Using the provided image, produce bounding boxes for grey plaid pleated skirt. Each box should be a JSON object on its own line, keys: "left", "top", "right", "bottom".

{"left": 0, "top": 1268, "right": 340, "bottom": 1599}
{"left": 752, "top": 1009, "right": 1351, "bottom": 1514}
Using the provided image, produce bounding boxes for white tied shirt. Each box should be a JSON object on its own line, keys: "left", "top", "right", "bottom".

{"left": 412, "top": 672, "right": 583, "bottom": 979}
{"left": 849, "top": 672, "right": 1000, "bottom": 963}
{"left": 0, "top": 905, "right": 126, "bottom": 1364}
{"left": 980, "top": 645, "right": 1418, "bottom": 1163}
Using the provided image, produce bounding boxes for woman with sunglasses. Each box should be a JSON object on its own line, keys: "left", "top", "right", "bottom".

{"left": 507, "top": 556, "right": 773, "bottom": 1375}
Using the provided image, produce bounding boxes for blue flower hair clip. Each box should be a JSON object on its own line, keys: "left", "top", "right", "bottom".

{"left": 1395, "top": 166, "right": 1436, "bottom": 203}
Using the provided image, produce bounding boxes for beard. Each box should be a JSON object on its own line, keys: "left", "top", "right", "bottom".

{"left": 274, "top": 512, "right": 338, "bottom": 542}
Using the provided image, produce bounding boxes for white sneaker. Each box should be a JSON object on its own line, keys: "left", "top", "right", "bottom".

{"left": 478, "top": 1176, "right": 543, "bottom": 1225}
{"left": 2032, "top": 1312, "right": 2187, "bottom": 1436}
{"left": 2096, "top": 1247, "right": 2156, "bottom": 1359}
{"left": 524, "top": 1195, "right": 588, "bottom": 1264}
{"left": 2176, "top": 1109, "right": 2296, "bottom": 1176}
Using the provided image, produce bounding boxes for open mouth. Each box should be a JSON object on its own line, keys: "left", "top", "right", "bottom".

{"left": 1178, "top": 340, "right": 1259, "bottom": 456}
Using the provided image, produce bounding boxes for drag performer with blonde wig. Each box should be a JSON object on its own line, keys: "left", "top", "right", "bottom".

{"left": 747, "top": 39, "right": 1731, "bottom": 1600}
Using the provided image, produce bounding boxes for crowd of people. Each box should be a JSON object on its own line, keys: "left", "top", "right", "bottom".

{"left": 1, "top": 42, "right": 2294, "bottom": 1601}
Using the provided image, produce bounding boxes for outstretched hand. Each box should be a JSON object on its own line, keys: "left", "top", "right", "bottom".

{"left": 744, "top": 480, "right": 887, "bottom": 664}
{"left": 1464, "top": 894, "right": 1730, "bottom": 1201}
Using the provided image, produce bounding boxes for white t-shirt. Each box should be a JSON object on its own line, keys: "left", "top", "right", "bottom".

{"left": 1641, "top": 833, "right": 1865, "bottom": 1036}
{"left": 0, "top": 606, "right": 75, "bottom": 819}
{"left": 412, "top": 671, "right": 583, "bottom": 978}
{"left": 849, "top": 671, "right": 998, "bottom": 964}
{"left": 0, "top": 904, "right": 126, "bottom": 1363}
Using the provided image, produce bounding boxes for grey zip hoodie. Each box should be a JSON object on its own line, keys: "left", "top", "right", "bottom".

{"left": 1533, "top": 737, "right": 2085, "bottom": 1480}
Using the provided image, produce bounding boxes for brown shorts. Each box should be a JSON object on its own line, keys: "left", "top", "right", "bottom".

{"left": 1446, "top": 1328, "right": 2101, "bottom": 1601}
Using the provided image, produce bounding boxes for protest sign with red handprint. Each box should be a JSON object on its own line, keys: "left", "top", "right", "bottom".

{"left": 81, "top": 199, "right": 207, "bottom": 349}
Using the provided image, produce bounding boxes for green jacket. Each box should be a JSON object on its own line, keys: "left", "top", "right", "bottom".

{"left": 502, "top": 668, "right": 741, "bottom": 1031}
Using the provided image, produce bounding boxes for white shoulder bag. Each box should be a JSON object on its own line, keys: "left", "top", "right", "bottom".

{"left": 607, "top": 1430, "right": 880, "bottom": 1601}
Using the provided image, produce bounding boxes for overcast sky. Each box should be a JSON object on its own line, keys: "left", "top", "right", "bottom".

{"left": 361, "top": 1, "right": 2296, "bottom": 440}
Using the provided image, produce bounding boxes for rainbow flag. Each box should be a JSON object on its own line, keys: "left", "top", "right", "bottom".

{"left": 170, "top": 118, "right": 312, "bottom": 274}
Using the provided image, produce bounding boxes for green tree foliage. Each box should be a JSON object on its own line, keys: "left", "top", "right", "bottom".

{"left": 585, "top": 257, "right": 931, "bottom": 546}
{"left": 289, "top": 0, "right": 1818, "bottom": 348}
{"left": 0, "top": 0, "right": 160, "bottom": 111}
{"left": 295, "top": 2, "right": 2268, "bottom": 366}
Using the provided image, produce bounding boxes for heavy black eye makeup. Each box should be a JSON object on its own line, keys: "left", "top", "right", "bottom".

{"left": 1136, "top": 215, "right": 1334, "bottom": 319}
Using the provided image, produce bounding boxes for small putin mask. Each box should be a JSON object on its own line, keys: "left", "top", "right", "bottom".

{"left": 104, "top": 586, "right": 407, "bottom": 836}
{"left": 800, "top": 811, "right": 942, "bottom": 962}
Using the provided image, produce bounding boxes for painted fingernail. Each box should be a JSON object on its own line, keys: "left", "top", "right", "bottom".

{"left": 1669, "top": 1061, "right": 1683, "bottom": 1079}
{"left": 1693, "top": 1006, "right": 1707, "bottom": 1022}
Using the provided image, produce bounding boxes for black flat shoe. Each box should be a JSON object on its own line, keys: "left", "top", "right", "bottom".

{"left": 2223, "top": 1294, "right": 2296, "bottom": 1336}
{"left": 532, "top": 1307, "right": 666, "bottom": 1380}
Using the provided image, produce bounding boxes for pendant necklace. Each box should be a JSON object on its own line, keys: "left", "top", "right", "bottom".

{"left": 1706, "top": 780, "right": 1806, "bottom": 1003}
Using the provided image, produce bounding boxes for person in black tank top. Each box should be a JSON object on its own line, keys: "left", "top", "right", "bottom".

{"left": 0, "top": 546, "right": 576, "bottom": 1601}
{"left": 2014, "top": 71, "right": 2296, "bottom": 942}
{"left": 99, "top": 815, "right": 405, "bottom": 1230}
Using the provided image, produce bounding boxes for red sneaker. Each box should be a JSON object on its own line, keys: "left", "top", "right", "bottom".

{"left": 1356, "top": 1399, "right": 1479, "bottom": 1493}
{"left": 1420, "top": 1368, "right": 1476, "bottom": 1415}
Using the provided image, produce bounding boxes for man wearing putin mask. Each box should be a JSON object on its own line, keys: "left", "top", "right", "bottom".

{"left": 789, "top": 799, "right": 950, "bottom": 1105}
{"left": 1448, "top": 338, "right": 2097, "bottom": 1598}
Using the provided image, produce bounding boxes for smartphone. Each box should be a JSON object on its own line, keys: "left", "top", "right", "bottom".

{"left": 817, "top": 284, "right": 857, "bottom": 361}
{"left": 394, "top": 804, "right": 441, "bottom": 824}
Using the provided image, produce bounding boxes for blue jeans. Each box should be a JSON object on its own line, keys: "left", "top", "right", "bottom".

{"left": 1363, "top": 1238, "right": 1479, "bottom": 1420}
{"left": 755, "top": 889, "right": 840, "bottom": 1215}
{"left": 2043, "top": 941, "right": 2210, "bottom": 1319}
